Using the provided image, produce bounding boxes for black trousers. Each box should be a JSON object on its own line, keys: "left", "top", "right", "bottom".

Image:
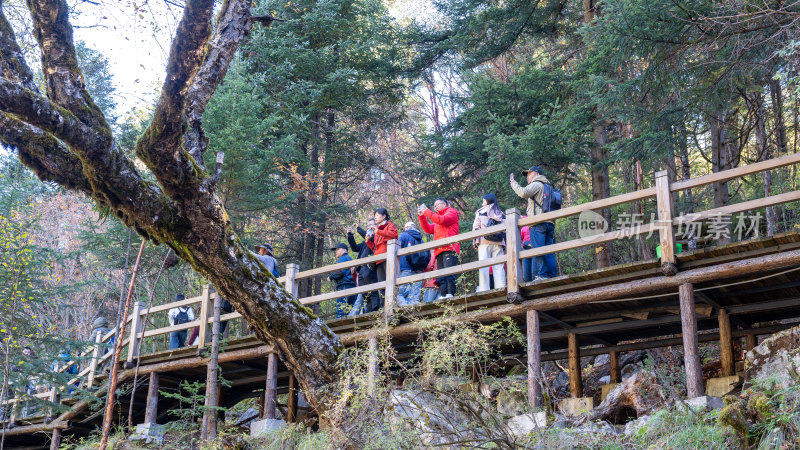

{"left": 436, "top": 251, "right": 459, "bottom": 296}
{"left": 366, "top": 263, "right": 387, "bottom": 313}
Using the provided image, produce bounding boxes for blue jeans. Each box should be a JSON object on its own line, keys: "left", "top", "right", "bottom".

{"left": 532, "top": 223, "right": 557, "bottom": 278}
{"left": 423, "top": 288, "right": 439, "bottom": 303}
{"left": 169, "top": 330, "right": 187, "bottom": 349}
{"left": 348, "top": 293, "right": 364, "bottom": 317}
{"left": 397, "top": 270, "right": 423, "bottom": 306}
{"left": 522, "top": 257, "right": 534, "bottom": 282}
{"left": 335, "top": 284, "right": 357, "bottom": 318}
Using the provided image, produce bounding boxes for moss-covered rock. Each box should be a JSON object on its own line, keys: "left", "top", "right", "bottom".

{"left": 717, "top": 395, "right": 747, "bottom": 438}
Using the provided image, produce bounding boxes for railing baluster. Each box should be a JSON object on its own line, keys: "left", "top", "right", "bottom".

{"left": 197, "top": 285, "right": 211, "bottom": 348}
{"left": 285, "top": 264, "right": 299, "bottom": 298}
{"left": 655, "top": 170, "right": 677, "bottom": 275}
{"left": 505, "top": 208, "right": 524, "bottom": 303}
{"left": 87, "top": 332, "right": 102, "bottom": 388}
{"left": 127, "top": 301, "right": 145, "bottom": 364}
{"left": 383, "top": 239, "right": 399, "bottom": 318}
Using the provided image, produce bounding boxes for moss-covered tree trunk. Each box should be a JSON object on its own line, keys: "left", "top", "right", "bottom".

{"left": 0, "top": 0, "right": 340, "bottom": 413}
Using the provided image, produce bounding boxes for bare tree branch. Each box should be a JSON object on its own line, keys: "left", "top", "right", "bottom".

{"left": 184, "top": 0, "right": 256, "bottom": 168}
{"left": 135, "top": 0, "right": 215, "bottom": 193}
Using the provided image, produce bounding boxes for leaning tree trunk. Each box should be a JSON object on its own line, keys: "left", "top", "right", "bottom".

{"left": 0, "top": 0, "right": 340, "bottom": 415}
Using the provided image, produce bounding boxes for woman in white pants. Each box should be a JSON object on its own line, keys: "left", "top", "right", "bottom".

{"left": 473, "top": 193, "right": 506, "bottom": 292}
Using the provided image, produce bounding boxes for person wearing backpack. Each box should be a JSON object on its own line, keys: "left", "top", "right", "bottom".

{"left": 472, "top": 193, "right": 507, "bottom": 292}
{"left": 397, "top": 222, "right": 427, "bottom": 306}
{"left": 510, "top": 166, "right": 558, "bottom": 279}
{"left": 347, "top": 218, "right": 379, "bottom": 317}
{"left": 168, "top": 294, "right": 195, "bottom": 349}
{"left": 328, "top": 243, "right": 357, "bottom": 318}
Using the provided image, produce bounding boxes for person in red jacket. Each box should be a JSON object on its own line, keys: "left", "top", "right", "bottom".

{"left": 365, "top": 207, "right": 398, "bottom": 312}
{"left": 418, "top": 198, "right": 460, "bottom": 299}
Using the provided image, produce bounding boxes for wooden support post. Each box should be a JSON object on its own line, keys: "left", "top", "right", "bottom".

{"left": 568, "top": 333, "right": 582, "bottom": 398}
{"left": 127, "top": 301, "right": 146, "bottom": 364}
{"left": 263, "top": 353, "right": 277, "bottom": 420}
{"left": 679, "top": 282, "right": 704, "bottom": 398}
{"left": 655, "top": 170, "right": 677, "bottom": 276}
{"left": 746, "top": 333, "right": 758, "bottom": 352}
{"left": 285, "top": 263, "right": 299, "bottom": 298}
{"left": 527, "top": 310, "right": 542, "bottom": 408}
{"left": 609, "top": 350, "right": 621, "bottom": 384}
{"left": 287, "top": 374, "right": 298, "bottom": 422}
{"left": 144, "top": 372, "right": 159, "bottom": 424}
{"left": 384, "top": 239, "right": 399, "bottom": 318}
{"left": 719, "top": 309, "right": 735, "bottom": 377}
{"left": 87, "top": 332, "right": 103, "bottom": 388}
{"left": 367, "top": 336, "right": 378, "bottom": 394}
{"left": 50, "top": 427, "right": 62, "bottom": 450}
{"left": 505, "top": 208, "right": 524, "bottom": 302}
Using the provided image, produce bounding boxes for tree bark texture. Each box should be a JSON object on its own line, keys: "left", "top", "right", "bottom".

{"left": 753, "top": 90, "right": 778, "bottom": 236}
{"left": 0, "top": 0, "right": 340, "bottom": 414}
{"left": 202, "top": 292, "right": 222, "bottom": 440}
{"left": 710, "top": 110, "right": 732, "bottom": 245}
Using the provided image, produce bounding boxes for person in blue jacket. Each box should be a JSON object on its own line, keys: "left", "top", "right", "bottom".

{"left": 397, "top": 222, "right": 424, "bottom": 306}
{"left": 327, "top": 243, "right": 357, "bottom": 318}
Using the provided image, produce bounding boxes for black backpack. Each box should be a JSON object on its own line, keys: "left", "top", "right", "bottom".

{"left": 174, "top": 307, "right": 190, "bottom": 325}
{"left": 533, "top": 183, "right": 563, "bottom": 213}
{"left": 405, "top": 235, "right": 431, "bottom": 272}
{"left": 484, "top": 213, "right": 506, "bottom": 242}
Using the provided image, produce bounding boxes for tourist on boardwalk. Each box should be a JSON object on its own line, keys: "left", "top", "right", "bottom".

{"left": 366, "top": 208, "right": 398, "bottom": 311}
{"left": 473, "top": 193, "right": 507, "bottom": 292}
{"left": 89, "top": 316, "right": 115, "bottom": 353}
{"left": 397, "top": 222, "right": 426, "bottom": 306}
{"left": 254, "top": 243, "right": 280, "bottom": 277}
{"left": 168, "top": 295, "right": 195, "bottom": 349}
{"left": 348, "top": 218, "right": 379, "bottom": 316}
{"left": 418, "top": 198, "right": 461, "bottom": 299}
{"left": 510, "top": 166, "right": 558, "bottom": 279}
{"left": 328, "top": 243, "right": 357, "bottom": 318}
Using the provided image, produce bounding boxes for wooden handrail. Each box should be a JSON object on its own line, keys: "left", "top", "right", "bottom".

{"left": 518, "top": 188, "right": 657, "bottom": 228}
{"left": 673, "top": 190, "right": 800, "bottom": 225}
{"left": 671, "top": 152, "right": 800, "bottom": 192}
{"left": 294, "top": 253, "right": 386, "bottom": 280}
{"left": 519, "top": 223, "right": 658, "bottom": 259}
{"left": 300, "top": 281, "right": 388, "bottom": 305}
{"left": 397, "top": 255, "right": 506, "bottom": 285}
{"left": 395, "top": 224, "right": 507, "bottom": 256}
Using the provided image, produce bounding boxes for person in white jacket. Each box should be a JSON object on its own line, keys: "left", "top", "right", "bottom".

{"left": 473, "top": 193, "right": 506, "bottom": 292}
{"left": 168, "top": 294, "right": 195, "bottom": 349}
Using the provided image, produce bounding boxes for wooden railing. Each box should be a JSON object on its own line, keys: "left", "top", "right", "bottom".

{"left": 4, "top": 152, "right": 800, "bottom": 419}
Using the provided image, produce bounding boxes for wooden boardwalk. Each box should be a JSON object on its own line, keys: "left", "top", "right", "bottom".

{"left": 5, "top": 154, "right": 800, "bottom": 448}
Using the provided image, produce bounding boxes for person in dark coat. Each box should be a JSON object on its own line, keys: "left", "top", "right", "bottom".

{"left": 397, "top": 222, "right": 424, "bottom": 305}
{"left": 347, "top": 218, "right": 379, "bottom": 316}
{"left": 328, "top": 243, "right": 357, "bottom": 318}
